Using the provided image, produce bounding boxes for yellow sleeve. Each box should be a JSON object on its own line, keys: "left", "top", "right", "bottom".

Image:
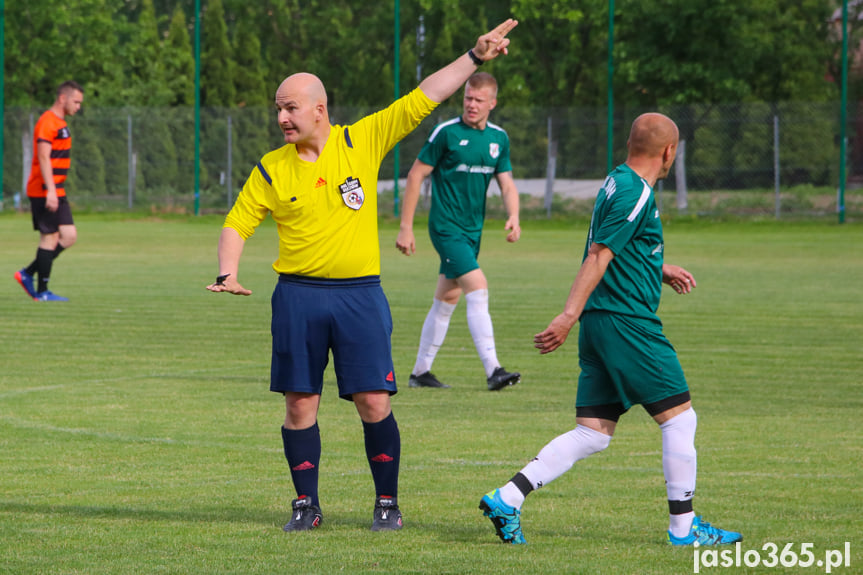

{"left": 223, "top": 163, "right": 272, "bottom": 239}
{"left": 348, "top": 88, "right": 438, "bottom": 164}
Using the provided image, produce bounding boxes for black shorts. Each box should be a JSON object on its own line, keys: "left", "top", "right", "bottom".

{"left": 30, "top": 196, "right": 74, "bottom": 234}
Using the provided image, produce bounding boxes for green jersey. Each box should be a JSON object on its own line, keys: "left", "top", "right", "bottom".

{"left": 583, "top": 164, "right": 664, "bottom": 322}
{"left": 418, "top": 117, "right": 512, "bottom": 237}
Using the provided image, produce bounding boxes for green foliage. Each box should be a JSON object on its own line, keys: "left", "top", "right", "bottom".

{"left": 232, "top": 13, "right": 267, "bottom": 107}
{"left": 1, "top": 109, "right": 31, "bottom": 200}
{"left": 66, "top": 117, "right": 107, "bottom": 196}
{"left": 4, "top": 0, "right": 124, "bottom": 106}
{"left": 616, "top": 0, "right": 760, "bottom": 105}
{"left": 506, "top": 0, "right": 607, "bottom": 107}
{"left": 123, "top": 0, "right": 173, "bottom": 106}
{"left": 746, "top": 0, "right": 834, "bottom": 103}
{"left": 135, "top": 108, "right": 180, "bottom": 192}
{"left": 201, "top": 0, "right": 236, "bottom": 107}
{"left": 2, "top": 0, "right": 852, "bottom": 207}
{"left": 615, "top": 0, "right": 835, "bottom": 106}
{"left": 3, "top": 0, "right": 843, "bottom": 110}
{"left": 164, "top": 6, "right": 196, "bottom": 106}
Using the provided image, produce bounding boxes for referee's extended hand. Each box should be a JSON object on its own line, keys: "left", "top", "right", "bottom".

{"left": 472, "top": 18, "right": 518, "bottom": 62}
{"left": 207, "top": 276, "right": 252, "bottom": 296}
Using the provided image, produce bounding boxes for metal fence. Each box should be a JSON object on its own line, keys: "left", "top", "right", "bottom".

{"left": 2, "top": 101, "right": 859, "bottom": 219}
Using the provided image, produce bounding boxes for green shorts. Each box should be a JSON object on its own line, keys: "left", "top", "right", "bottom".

{"left": 576, "top": 311, "right": 689, "bottom": 412}
{"left": 429, "top": 230, "right": 481, "bottom": 279}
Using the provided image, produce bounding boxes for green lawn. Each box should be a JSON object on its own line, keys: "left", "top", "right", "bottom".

{"left": 1, "top": 213, "right": 861, "bottom": 574}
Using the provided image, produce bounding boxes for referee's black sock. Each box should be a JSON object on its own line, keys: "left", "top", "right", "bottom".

{"left": 281, "top": 424, "right": 321, "bottom": 507}
{"left": 35, "top": 248, "right": 55, "bottom": 293}
{"left": 363, "top": 412, "right": 400, "bottom": 500}
{"left": 53, "top": 244, "right": 66, "bottom": 259}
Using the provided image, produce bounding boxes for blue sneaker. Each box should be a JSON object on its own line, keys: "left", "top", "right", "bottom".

{"left": 667, "top": 515, "right": 742, "bottom": 546}
{"left": 33, "top": 290, "right": 69, "bottom": 302}
{"left": 479, "top": 489, "right": 526, "bottom": 544}
{"left": 14, "top": 269, "right": 36, "bottom": 298}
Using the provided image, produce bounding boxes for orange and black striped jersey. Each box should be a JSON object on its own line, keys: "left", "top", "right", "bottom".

{"left": 26, "top": 110, "right": 72, "bottom": 198}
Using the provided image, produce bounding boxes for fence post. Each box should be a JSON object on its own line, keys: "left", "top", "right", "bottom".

{"left": 774, "top": 114, "right": 780, "bottom": 220}
{"left": 675, "top": 139, "right": 687, "bottom": 213}
{"left": 23, "top": 113, "right": 34, "bottom": 203}
{"left": 545, "top": 116, "right": 556, "bottom": 218}
{"left": 21, "top": 130, "right": 31, "bottom": 208}
{"left": 227, "top": 114, "right": 233, "bottom": 209}
{"left": 128, "top": 114, "right": 134, "bottom": 209}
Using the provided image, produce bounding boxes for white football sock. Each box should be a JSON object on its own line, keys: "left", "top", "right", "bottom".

{"left": 660, "top": 407, "right": 698, "bottom": 537}
{"left": 498, "top": 481, "right": 527, "bottom": 509}
{"left": 412, "top": 298, "right": 456, "bottom": 376}
{"left": 465, "top": 289, "right": 499, "bottom": 377}
{"left": 669, "top": 512, "right": 697, "bottom": 538}
{"left": 501, "top": 426, "right": 611, "bottom": 509}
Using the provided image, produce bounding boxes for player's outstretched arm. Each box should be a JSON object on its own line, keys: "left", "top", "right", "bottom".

{"left": 419, "top": 19, "right": 518, "bottom": 103}
{"left": 207, "top": 227, "right": 252, "bottom": 296}
{"left": 396, "top": 160, "right": 434, "bottom": 256}
{"left": 662, "top": 264, "right": 696, "bottom": 294}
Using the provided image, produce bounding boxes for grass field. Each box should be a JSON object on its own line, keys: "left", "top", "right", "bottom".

{"left": 1, "top": 213, "right": 861, "bottom": 574}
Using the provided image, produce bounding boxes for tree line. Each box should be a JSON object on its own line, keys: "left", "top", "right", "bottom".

{"left": 6, "top": 0, "right": 849, "bottom": 109}
{"left": 2, "top": 0, "right": 855, "bottom": 204}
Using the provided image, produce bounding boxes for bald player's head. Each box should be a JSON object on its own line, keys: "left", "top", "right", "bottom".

{"left": 274, "top": 73, "right": 329, "bottom": 145}
{"left": 625, "top": 113, "right": 679, "bottom": 181}
{"left": 627, "top": 113, "right": 678, "bottom": 158}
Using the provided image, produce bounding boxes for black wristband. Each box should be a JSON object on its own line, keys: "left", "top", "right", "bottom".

{"left": 215, "top": 273, "right": 230, "bottom": 286}
{"left": 467, "top": 49, "right": 483, "bottom": 66}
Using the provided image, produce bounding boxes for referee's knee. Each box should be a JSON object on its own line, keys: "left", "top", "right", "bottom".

{"left": 353, "top": 391, "right": 392, "bottom": 423}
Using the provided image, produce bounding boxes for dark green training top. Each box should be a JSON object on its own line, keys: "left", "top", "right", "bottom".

{"left": 418, "top": 117, "right": 512, "bottom": 238}
{"left": 584, "top": 164, "right": 664, "bottom": 323}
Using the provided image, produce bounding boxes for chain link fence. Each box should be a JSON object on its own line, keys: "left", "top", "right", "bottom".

{"left": 2, "top": 102, "right": 859, "bottom": 219}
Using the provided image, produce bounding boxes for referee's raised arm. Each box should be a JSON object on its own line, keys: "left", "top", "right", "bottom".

{"left": 418, "top": 19, "right": 517, "bottom": 103}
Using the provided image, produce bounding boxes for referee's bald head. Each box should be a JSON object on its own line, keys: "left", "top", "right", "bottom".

{"left": 277, "top": 73, "right": 328, "bottom": 108}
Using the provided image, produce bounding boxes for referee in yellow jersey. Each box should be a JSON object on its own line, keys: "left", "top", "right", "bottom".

{"left": 208, "top": 19, "right": 518, "bottom": 533}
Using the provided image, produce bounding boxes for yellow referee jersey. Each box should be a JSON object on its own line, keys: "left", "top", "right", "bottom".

{"left": 225, "top": 88, "right": 438, "bottom": 279}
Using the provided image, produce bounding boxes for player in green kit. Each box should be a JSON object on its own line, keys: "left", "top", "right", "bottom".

{"left": 479, "top": 113, "right": 743, "bottom": 547}
{"left": 396, "top": 72, "right": 521, "bottom": 391}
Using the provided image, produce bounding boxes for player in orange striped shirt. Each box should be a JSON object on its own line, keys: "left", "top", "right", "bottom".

{"left": 14, "top": 81, "right": 84, "bottom": 302}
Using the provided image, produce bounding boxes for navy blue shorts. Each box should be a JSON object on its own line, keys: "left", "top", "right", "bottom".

{"left": 270, "top": 274, "right": 397, "bottom": 400}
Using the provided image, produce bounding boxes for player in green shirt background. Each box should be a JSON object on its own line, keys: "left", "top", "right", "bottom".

{"left": 396, "top": 72, "right": 522, "bottom": 391}
{"left": 479, "top": 113, "right": 743, "bottom": 547}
